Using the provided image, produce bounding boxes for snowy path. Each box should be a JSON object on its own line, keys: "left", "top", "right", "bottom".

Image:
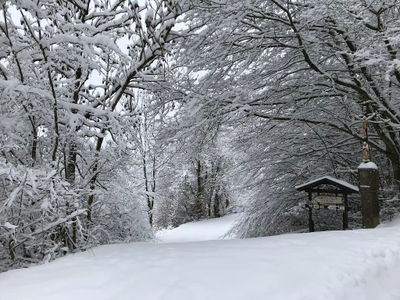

{"left": 156, "top": 214, "right": 239, "bottom": 243}
{"left": 1, "top": 216, "right": 400, "bottom": 300}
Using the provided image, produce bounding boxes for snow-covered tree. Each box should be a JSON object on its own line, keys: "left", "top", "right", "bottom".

{"left": 0, "top": 0, "right": 183, "bottom": 269}
{"left": 170, "top": 0, "right": 400, "bottom": 236}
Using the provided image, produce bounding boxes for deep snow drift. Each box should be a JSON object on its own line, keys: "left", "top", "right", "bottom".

{"left": 1, "top": 215, "right": 400, "bottom": 300}
{"left": 156, "top": 214, "right": 239, "bottom": 242}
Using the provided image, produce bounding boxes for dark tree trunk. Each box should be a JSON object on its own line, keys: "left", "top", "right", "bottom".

{"left": 214, "top": 193, "right": 221, "bottom": 218}
{"left": 31, "top": 125, "right": 38, "bottom": 164}
{"left": 194, "top": 159, "right": 205, "bottom": 220}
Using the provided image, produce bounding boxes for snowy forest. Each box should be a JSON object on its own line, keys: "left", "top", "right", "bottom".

{"left": 1, "top": 0, "right": 400, "bottom": 273}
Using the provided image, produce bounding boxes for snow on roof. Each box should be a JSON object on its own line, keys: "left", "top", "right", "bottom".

{"left": 295, "top": 176, "right": 359, "bottom": 193}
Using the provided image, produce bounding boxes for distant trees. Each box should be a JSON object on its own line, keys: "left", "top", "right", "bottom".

{"left": 174, "top": 154, "right": 230, "bottom": 222}
{"left": 151, "top": 104, "right": 232, "bottom": 228}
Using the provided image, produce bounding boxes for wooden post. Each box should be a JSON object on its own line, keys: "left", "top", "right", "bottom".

{"left": 342, "top": 193, "right": 348, "bottom": 230}
{"left": 358, "top": 162, "right": 380, "bottom": 228}
{"left": 308, "top": 191, "right": 315, "bottom": 232}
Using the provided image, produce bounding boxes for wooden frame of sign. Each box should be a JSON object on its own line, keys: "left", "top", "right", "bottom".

{"left": 295, "top": 176, "right": 359, "bottom": 232}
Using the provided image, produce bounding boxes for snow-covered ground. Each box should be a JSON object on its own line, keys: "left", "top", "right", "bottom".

{"left": 1, "top": 215, "right": 400, "bottom": 300}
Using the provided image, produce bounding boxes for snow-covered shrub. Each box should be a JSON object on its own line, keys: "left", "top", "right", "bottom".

{"left": 88, "top": 170, "right": 153, "bottom": 245}
{"left": 0, "top": 159, "right": 86, "bottom": 270}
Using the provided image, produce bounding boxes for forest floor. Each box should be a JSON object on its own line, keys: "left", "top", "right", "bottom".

{"left": 1, "top": 215, "right": 400, "bottom": 300}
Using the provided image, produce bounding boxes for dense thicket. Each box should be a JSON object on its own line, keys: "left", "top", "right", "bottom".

{"left": 0, "top": 0, "right": 182, "bottom": 270}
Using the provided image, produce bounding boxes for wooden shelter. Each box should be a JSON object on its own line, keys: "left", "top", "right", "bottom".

{"left": 295, "top": 176, "right": 359, "bottom": 232}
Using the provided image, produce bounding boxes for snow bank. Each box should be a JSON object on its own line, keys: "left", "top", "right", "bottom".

{"left": 156, "top": 214, "right": 240, "bottom": 243}
{"left": 1, "top": 218, "right": 400, "bottom": 300}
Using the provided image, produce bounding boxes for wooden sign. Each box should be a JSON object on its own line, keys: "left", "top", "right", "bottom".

{"left": 313, "top": 195, "right": 343, "bottom": 205}
{"left": 327, "top": 205, "right": 345, "bottom": 211}
{"left": 312, "top": 203, "right": 345, "bottom": 210}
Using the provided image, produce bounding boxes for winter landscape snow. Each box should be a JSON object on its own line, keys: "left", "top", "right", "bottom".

{"left": 2, "top": 1, "right": 400, "bottom": 299}
{"left": 1, "top": 215, "right": 400, "bottom": 300}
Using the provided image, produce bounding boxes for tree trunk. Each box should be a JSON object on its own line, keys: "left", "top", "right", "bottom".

{"left": 214, "top": 192, "right": 221, "bottom": 218}
{"left": 194, "top": 159, "right": 205, "bottom": 220}
{"left": 66, "top": 142, "right": 77, "bottom": 184}
{"left": 143, "top": 154, "right": 154, "bottom": 226}
{"left": 31, "top": 124, "right": 38, "bottom": 164}
{"left": 87, "top": 134, "right": 105, "bottom": 225}
{"left": 389, "top": 155, "right": 400, "bottom": 190}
